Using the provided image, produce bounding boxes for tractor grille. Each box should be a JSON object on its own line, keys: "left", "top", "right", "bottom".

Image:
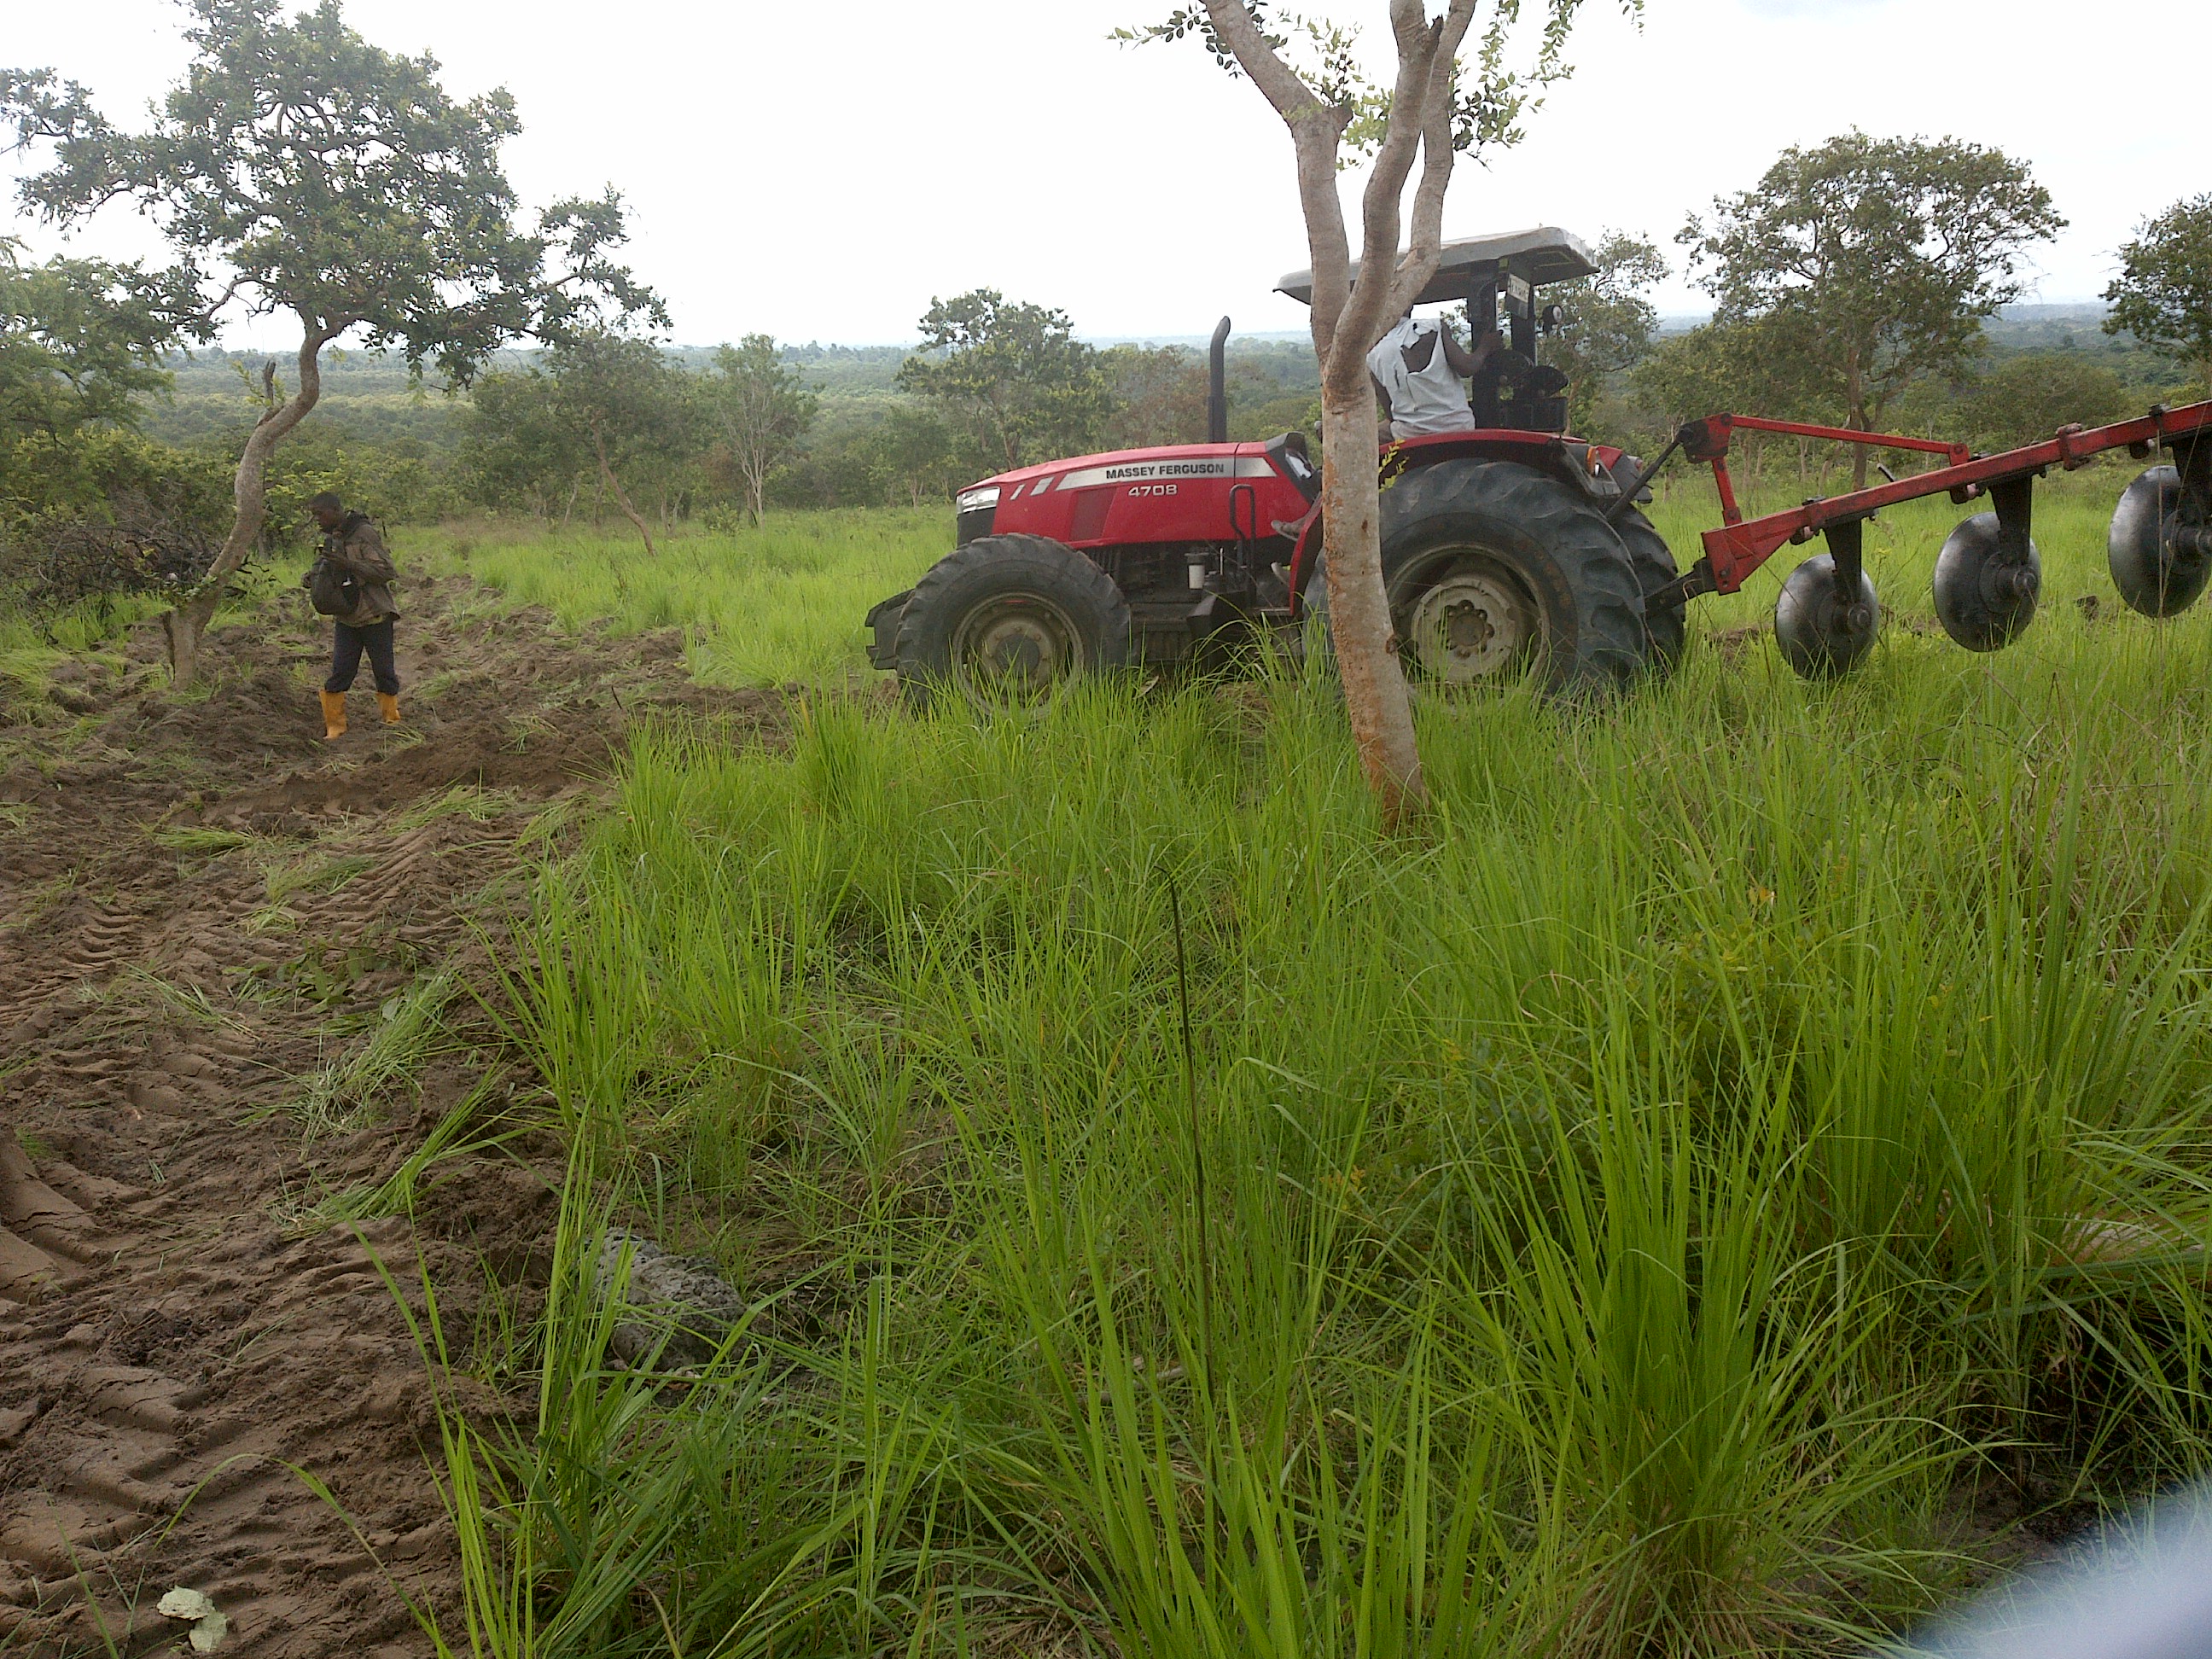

{"left": 956, "top": 504, "right": 995, "bottom": 546}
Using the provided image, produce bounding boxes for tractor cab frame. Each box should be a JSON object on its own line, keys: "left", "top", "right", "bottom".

{"left": 1275, "top": 224, "right": 1598, "bottom": 434}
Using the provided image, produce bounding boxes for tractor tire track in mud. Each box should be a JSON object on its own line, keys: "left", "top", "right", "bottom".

{"left": 0, "top": 573, "right": 782, "bottom": 1655}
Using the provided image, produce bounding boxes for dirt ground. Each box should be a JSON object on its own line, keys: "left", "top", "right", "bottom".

{"left": 0, "top": 573, "right": 782, "bottom": 1656}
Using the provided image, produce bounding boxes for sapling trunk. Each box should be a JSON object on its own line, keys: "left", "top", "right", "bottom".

{"left": 165, "top": 326, "right": 329, "bottom": 687}
{"left": 591, "top": 416, "right": 656, "bottom": 556}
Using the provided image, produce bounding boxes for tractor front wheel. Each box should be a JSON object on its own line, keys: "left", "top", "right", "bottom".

{"left": 894, "top": 534, "right": 1131, "bottom": 708}
{"left": 1381, "top": 459, "right": 1651, "bottom": 694}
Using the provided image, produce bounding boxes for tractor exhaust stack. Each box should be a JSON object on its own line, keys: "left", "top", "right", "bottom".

{"left": 1207, "top": 316, "right": 1231, "bottom": 444}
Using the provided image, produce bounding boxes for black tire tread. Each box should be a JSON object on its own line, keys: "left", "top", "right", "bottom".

{"left": 893, "top": 533, "right": 1131, "bottom": 707}
{"left": 1379, "top": 459, "right": 1650, "bottom": 692}
{"left": 1613, "top": 506, "right": 1686, "bottom": 675}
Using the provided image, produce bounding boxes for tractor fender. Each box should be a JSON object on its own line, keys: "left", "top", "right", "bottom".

{"left": 1386, "top": 431, "right": 1627, "bottom": 506}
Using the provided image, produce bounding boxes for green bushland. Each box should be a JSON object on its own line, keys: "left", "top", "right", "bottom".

{"left": 410, "top": 462, "right": 2212, "bottom": 1656}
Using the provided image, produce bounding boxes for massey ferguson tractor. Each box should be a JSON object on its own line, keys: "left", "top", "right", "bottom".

{"left": 866, "top": 227, "right": 2212, "bottom": 702}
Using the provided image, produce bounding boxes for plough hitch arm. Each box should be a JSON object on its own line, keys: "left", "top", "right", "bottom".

{"left": 1665, "top": 399, "right": 2212, "bottom": 597}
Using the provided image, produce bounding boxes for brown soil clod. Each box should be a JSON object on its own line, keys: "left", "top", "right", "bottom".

{"left": 0, "top": 573, "right": 783, "bottom": 1656}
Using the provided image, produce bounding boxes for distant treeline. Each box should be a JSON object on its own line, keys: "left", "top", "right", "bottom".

{"left": 5, "top": 288, "right": 2196, "bottom": 578}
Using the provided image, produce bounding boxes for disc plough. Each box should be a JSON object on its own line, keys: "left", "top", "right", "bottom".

{"left": 1643, "top": 402, "right": 2212, "bottom": 678}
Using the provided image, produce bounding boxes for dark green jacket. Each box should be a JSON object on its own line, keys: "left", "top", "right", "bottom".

{"left": 312, "top": 513, "right": 399, "bottom": 627}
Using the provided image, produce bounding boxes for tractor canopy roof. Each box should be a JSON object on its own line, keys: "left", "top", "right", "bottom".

{"left": 1275, "top": 226, "right": 1596, "bottom": 307}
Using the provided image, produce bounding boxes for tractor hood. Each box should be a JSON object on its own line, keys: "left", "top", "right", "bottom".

{"left": 956, "top": 437, "right": 1316, "bottom": 550}
{"left": 960, "top": 441, "right": 1284, "bottom": 509}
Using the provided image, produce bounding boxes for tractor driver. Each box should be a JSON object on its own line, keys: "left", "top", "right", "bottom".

{"left": 1368, "top": 309, "right": 1499, "bottom": 441}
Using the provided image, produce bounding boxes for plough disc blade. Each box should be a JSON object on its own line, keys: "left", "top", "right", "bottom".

{"left": 1775, "top": 553, "right": 1881, "bottom": 679}
{"left": 2109, "top": 466, "right": 2212, "bottom": 618}
{"left": 1933, "top": 513, "right": 2040, "bottom": 651}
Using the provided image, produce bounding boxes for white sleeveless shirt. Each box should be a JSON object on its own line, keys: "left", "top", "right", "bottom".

{"left": 1367, "top": 317, "right": 1477, "bottom": 438}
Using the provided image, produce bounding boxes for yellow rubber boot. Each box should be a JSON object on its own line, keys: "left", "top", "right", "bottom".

{"left": 319, "top": 690, "right": 347, "bottom": 740}
{"left": 377, "top": 691, "right": 402, "bottom": 725}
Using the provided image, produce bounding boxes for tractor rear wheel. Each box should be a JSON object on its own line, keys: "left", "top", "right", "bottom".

{"left": 1611, "top": 506, "right": 1687, "bottom": 676}
{"left": 1380, "top": 459, "right": 1651, "bottom": 693}
{"left": 894, "top": 533, "right": 1131, "bottom": 708}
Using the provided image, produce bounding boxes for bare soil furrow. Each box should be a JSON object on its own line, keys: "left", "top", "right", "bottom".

{"left": 0, "top": 574, "right": 782, "bottom": 1655}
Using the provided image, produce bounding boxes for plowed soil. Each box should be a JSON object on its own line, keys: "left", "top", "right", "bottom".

{"left": 0, "top": 573, "right": 782, "bottom": 1656}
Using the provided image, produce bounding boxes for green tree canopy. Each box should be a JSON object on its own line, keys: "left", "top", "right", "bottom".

{"left": 458, "top": 367, "right": 584, "bottom": 520}
{"left": 703, "top": 336, "right": 818, "bottom": 526}
{"left": 2104, "top": 194, "right": 2212, "bottom": 395}
{"left": 1682, "top": 131, "right": 2063, "bottom": 485}
{"left": 894, "top": 290, "right": 1109, "bottom": 473}
{"left": 867, "top": 405, "right": 960, "bottom": 508}
{"left": 544, "top": 330, "right": 691, "bottom": 554}
{"left": 1960, "top": 352, "right": 2128, "bottom": 451}
{"left": 0, "top": 243, "right": 195, "bottom": 448}
{"left": 0, "top": 241, "right": 204, "bottom": 521}
{"left": 0, "top": 0, "right": 660, "bottom": 682}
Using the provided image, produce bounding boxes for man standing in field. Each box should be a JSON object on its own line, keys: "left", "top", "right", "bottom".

{"left": 304, "top": 491, "right": 402, "bottom": 740}
{"left": 1367, "top": 309, "right": 1499, "bottom": 439}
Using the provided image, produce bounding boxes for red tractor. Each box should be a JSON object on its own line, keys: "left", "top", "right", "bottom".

{"left": 868, "top": 229, "right": 1682, "bottom": 701}
{"left": 868, "top": 227, "right": 2212, "bottom": 701}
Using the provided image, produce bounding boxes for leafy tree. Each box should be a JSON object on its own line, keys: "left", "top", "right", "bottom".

{"left": 1633, "top": 317, "right": 1848, "bottom": 493}
{"left": 1682, "top": 131, "right": 2063, "bottom": 486}
{"left": 1101, "top": 344, "right": 1209, "bottom": 450}
{"left": 867, "top": 405, "right": 960, "bottom": 508}
{"left": 1541, "top": 230, "right": 1665, "bottom": 439}
{"left": 2104, "top": 195, "right": 2212, "bottom": 395}
{"left": 459, "top": 367, "right": 585, "bottom": 520}
{"left": 1131, "top": 0, "right": 1620, "bottom": 830}
{"left": 0, "top": 0, "right": 659, "bottom": 685}
{"left": 544, "top": 331, "right": 690, "bottom": 555}
{"left": 0, "top": 243, "right": 194, "bottom": 463}
{"left": 704, "top": 336, "right": 818, "bottom": 526}
{"left": 894, "top": 290, "right": 1109, "bottom": 472}
{"left": 1959, "top": 352, "right": 2128, "bottom": 452}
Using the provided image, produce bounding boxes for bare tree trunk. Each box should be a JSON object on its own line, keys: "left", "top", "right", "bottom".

{"left": 745, "top": 462, "right": 766, "bottom": 527}
{"left": 1205, "top": 0, "right": 1474, "bottom": 830}
{"left": 1318, "top": 382, "right": 1423, "bottom": 822}
{"left": 591, "top": 419, "right": 655, "bottom": 556}
{"left": 164, "top": 322, "right": 333, "bottom": 688}
{"left": 1848, "top": 352, "right": 1871, "bottom": 489}
{"left": 562, "top": 476, "right": 580, "bottom": 529}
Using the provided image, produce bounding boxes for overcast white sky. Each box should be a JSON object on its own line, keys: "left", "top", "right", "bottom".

{"left": 5, "top": 0, "right": 2205, "bottom": 349}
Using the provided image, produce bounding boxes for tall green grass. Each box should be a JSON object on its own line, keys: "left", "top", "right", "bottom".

{"left": 410, "top": 509, "right": 946, "bottom": 687}
{"left": 433, "top": 467, "right": 2212, "bottom": 1655}
{"left": 21, "top": 458, "right": 2193, "bottom": 1651}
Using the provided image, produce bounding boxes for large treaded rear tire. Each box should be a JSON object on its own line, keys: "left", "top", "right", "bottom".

{"left": 894, "top": 533, "right": 1131, "bottom": 709}
{"left": 1380, "top": 458, "right": 1651, "bottom": 694}
{"left": 1612, "top": 506, "right": 1686, "bottom": 676}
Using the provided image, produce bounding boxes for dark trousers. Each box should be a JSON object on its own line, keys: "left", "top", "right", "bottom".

{"left": 327, "top": 619, "right": 399, "bottom": 695}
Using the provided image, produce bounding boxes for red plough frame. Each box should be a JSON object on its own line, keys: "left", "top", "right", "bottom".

{"left": 1658, "top": 399, "right": 2212, "bottom": 603}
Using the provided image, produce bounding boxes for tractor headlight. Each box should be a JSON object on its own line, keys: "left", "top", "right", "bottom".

{"left": 956, "top": 485, "right": 1001, "bottom": 515}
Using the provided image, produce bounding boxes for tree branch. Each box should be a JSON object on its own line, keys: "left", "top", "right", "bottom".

{"left": 1328, "top": 0, "right": 1464, "bottom": 385}
{"left": 1201, "top": 1, "right": 1355, "bottom": 361}
{"left": 1387, "top": 0, "right": 1479, "bottom": 317}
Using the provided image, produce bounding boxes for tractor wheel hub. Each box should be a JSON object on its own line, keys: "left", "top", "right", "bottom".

{"left": 1408, "top": 565, "right": 1533, "bottom": 683}
{"left": 951, "top": 595, "right": 1081, "bottom": 700}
